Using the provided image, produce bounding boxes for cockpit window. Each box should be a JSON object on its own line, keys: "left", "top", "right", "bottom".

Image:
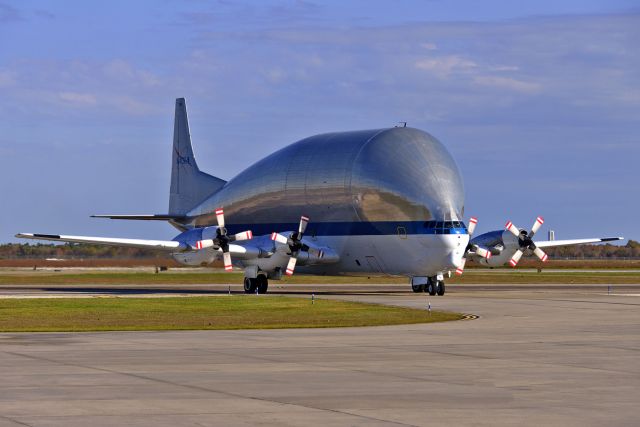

{"left": 423, "top": 220, "right": 468, "bottom": 234}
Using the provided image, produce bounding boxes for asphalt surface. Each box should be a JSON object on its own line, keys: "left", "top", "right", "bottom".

{"left": 0, "top": 283, "right": 638, "bottom": 426}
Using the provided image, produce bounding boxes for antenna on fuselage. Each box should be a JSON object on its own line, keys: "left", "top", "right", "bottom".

{"left": 395, "top": 122, "right": 407, "bottom": 128}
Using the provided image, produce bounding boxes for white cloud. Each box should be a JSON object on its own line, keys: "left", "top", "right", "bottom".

{"left": 58, "top": 91, "right": 97, "bottom": 106}
{"left": 473, "top": 75, "right": 541, "bottom": 94}
{"left": 415, "top": 55, "right": 477, "bottom": 78}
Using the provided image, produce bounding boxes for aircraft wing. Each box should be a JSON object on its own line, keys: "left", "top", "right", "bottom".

{"left": 15, "top": 233, "right": 263, "bottom": 260}
{"left": 535, "top": 237, "right": 623, "bottom": 248}
{"left": 91, "top": 214, "right": 187, "bottom": 221}
{"left": 15, "top": 233, "right": 185, "bottom": 251}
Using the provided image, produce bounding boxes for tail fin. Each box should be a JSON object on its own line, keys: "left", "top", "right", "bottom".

{"left": 169, "top": 98, "right": 226, "bottom": 215}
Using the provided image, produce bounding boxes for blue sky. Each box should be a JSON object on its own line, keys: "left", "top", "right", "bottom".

{"left": 1, "top": 0, "right": 638, "bottom": 243}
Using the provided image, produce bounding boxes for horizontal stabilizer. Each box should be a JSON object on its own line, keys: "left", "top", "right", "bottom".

{"left": 536, "top": 237, "right": 623, "bottom": 248}
{"left": 91, "top": 214, "right": 187, "bottom": 221}
{"left": 16, "top": 233, "right": 184, "bottom": 251}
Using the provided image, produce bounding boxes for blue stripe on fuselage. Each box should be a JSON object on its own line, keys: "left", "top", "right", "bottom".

{"left": 221, "top": 221, "right": 468, "bottom": 236}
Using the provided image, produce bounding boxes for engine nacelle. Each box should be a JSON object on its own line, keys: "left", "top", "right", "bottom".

{"left": 172, "top": 250, "right": 218, "bottom": 266}
{"left": 471, "top": 229, "right": 520, "bottom": 267}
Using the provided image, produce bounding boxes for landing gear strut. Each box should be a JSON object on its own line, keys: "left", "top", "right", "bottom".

{"left": 244, "top": 275, "right": 269, "bottom": 294}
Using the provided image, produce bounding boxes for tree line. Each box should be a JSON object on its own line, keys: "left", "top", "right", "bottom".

{"left": 0, "top": 243, "right": 170, "bottom": 259}
{"left": 0, "top": 240, "right": 638, "bottom": 260}
{"left": 541, "top": 240, "right": 639, "bottom": 259}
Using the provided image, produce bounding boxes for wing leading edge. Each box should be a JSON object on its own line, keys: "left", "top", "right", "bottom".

{"left": 535, "top": 237, "right": 623, "bottom": 248}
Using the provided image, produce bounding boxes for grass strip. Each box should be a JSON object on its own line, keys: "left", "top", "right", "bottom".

{"left": 0, "top": 270, "right": 639, "bottom": 285}
{"left": 0, "top": 296, "right": 462, "bottom": 332}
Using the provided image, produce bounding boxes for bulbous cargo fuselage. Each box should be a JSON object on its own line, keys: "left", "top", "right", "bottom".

{"left": 187, "top": 127, "right": 469, "bottom": 276}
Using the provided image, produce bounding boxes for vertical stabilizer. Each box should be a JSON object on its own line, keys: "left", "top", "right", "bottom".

{"left": 169, "top": 98, "right": 226, "bottom": 215}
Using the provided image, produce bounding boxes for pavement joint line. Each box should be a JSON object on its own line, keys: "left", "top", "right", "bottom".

{"left": 0, "top": 414, "right": 33, "bottom": 427}
{"left": 2, "top": 350, "right": 418, "bottom": 427}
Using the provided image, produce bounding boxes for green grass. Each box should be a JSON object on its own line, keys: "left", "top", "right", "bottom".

{"left": 1, "top": 269, "right": 639, "bottom": 285}
{"left": 0, "top": 296, "right": 462, "bottom": 332}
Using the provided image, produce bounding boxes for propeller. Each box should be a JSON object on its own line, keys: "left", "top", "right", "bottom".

{"left": 271, "top": 215, "right": 324, "bottom": 276}
{"left": 194, "top": 208, "right": 253, "bottom": 271}
{"left": 455, "top": 217, "right": 492, "bottom": 275}
{"left": 504, "top": 216, "right": 548, "bottom": 267}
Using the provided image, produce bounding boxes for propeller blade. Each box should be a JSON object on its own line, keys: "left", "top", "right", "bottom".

{"left": 455, "top": 257, "right": 467, "bottom": 275}
{"left": 530, "top": 216, "right": 544, "bottom": 238}
{"left": 233, "top": 230, "right": 253, "bottom": 242}
{"left": 215, "top": 208, "right": 225, "bottom": 229}
{"left": 270, "top": 232, "right": 290, "bottom": 245}
{"left": 285, "top": 256, "right": 297, "bottom": 276}
{"left": 475, "top": 246, "right": 492, "bottom": 259}
{"left": 505, "top": 220, "right": 520, "bottom": 237}
{"left": 223, "top": 251, "right": 233, "bottom": 271}
{"left": 194, "top": 239, "right": 214, "bottom": 250}
{"left": 509, "top": 249, "right": 523, "bottom": 267}
{"left": 533, "top": 246, "right": 548, "bottom": 262}
{"left": 298, "top": 216, "right": 309, "bottom": 235}
{"left": 467, "top": 217, "right": 478, "bottom": 236}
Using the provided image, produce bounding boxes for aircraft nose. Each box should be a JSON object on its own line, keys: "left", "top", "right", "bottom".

{"left": 445, "top": 235, "right": 468, "bottom": 269}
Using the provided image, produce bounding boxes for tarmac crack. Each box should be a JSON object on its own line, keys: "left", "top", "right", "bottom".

{"left": 0, "top": 414, "right": 33, "bottom": 427}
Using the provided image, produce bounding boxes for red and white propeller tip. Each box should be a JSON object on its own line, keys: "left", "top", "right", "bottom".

{"left": 533, "top": 247, "right": 548, "bottom": 262}
{"left": 223, "top": 252, "right": 232, "bottom": 271}
{"left": 234, "top": 230, "right": 253, "bottom": 241}
{"left": 215, "top": 208, "right": 225, "bottom": 228}
{"left": 299, "top": 216, "right": 309, "bottom": 234}
{"left": 271, "top": 232, "right": 289, "bottom": 245}
{"left": 285, "top": 257, "right": 297, "bottom": 276}
{"left": 468, "top": 217, "right": 478, "bottom": 235}
{"left": 509, "top": 250, "right": 523, "bottom": 267}
{"left": 530, "top": 216, "right": 544, "bottom": 236}
{"left": 505, "top": 220, "right": 520, "bottom": 237}
{"left": 475, "top": 246, "right": 492, "bottom": 259}
{"left": 455, "top": 257, "right": 466, "bottom": 275}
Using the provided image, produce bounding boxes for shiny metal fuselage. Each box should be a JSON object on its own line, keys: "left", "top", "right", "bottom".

{"left": 185, "top": 127, "right": 469, "bottom": 277}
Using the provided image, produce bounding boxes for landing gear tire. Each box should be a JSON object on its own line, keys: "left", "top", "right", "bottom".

{"left": 257, "top": 275, "right": 269, "bottom": 294}
{"left": 426, "top": 280, "right": 436, "bottom": 296}
{"left": 436, "top": 281, "right": 445, "bottom": 296}
{"left": 411, "top": 283, "right": 425, "bottom": 293}
{"left": 244, "top": 277, "right": 257, "bottom": 294}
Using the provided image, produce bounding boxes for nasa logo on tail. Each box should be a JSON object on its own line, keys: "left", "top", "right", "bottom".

{"left": 175, "top": 148, "right": 191, "bottom": 165}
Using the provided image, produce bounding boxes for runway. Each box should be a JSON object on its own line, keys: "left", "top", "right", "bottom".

{"left": 0, "top": 284, "right": 638, "bottom": 426}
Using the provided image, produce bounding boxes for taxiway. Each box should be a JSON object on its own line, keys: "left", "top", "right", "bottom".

{"left": 0, "top": 283, "right": 638, "bottom": 426}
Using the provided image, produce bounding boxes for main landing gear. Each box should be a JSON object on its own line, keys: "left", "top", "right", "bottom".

{"left": 243, "top": 275, "right": 269, "bottom": 294}
{"left": 411, "top": 277, "right": 445, "bottom": 296}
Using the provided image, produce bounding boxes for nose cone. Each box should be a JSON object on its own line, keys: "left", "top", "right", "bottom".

{"left": 351, "top": 127, "right": 465, "bottom": 221}
{"left": 417, "top": 233, "right": 469, "bottom": 274}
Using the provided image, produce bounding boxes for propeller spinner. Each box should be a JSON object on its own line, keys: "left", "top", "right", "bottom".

{"left": 193, "top": 208, "right": 253, "bottom": 271}
{"left": 505, "top": 216, "right": 548, "bottom": 267}
{"left": 271, "top": 215, "right": 324, "bottom": 276}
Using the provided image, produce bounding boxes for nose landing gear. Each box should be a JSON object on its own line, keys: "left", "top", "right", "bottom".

{"left": 419, "top": 277, "right": 445, "bottom": 296}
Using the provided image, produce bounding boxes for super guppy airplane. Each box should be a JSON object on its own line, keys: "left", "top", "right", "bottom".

{"left": 17, "top": 99, "right": 622, "bottom": 295}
